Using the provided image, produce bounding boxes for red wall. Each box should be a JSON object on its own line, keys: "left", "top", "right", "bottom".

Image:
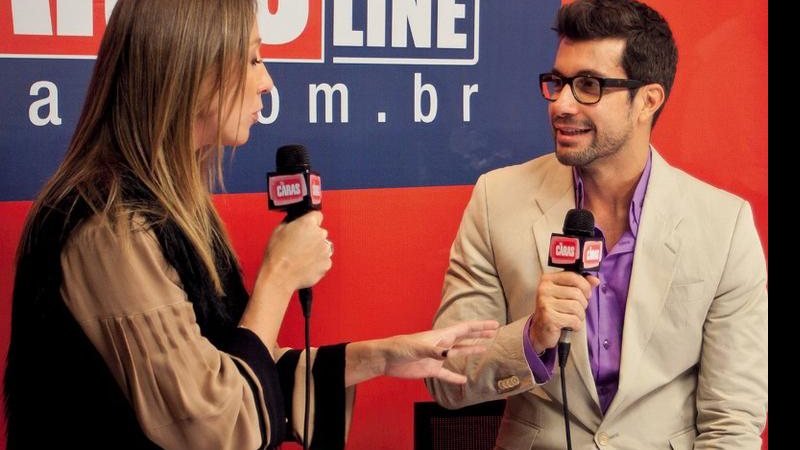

{"left": 0, "top": 1, "right": 768, "bottom": 448}
{"left": 650, "top": 0, "right": 768, "bottom": 257}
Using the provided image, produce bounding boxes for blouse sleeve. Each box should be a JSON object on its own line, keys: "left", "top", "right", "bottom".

{"left": 60, "top": 215, "right": 354, "bottom": 449}
{"left": 275, "top": 345, "right": 356, "bottom": 449}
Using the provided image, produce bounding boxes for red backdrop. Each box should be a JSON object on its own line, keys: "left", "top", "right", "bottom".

{"left": 0, "top": 1, "right": 767, "bottom": 448}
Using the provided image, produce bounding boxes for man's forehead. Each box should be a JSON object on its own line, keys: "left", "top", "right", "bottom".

{"left": 554, "top": 38, "right": 627, "bottom": 76}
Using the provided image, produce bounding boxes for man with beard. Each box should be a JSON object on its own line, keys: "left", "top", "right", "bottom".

{"left": 425, "top": 0, "right": 768, "bottom": 448}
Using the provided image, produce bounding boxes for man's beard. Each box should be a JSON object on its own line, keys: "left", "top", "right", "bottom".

{"left": 554, "top": 116, "right": 634, "bottom": 167}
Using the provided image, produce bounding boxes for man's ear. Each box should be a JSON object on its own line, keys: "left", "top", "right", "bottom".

{"left": 637, "top": 83, "right": 666, "bottom": 125}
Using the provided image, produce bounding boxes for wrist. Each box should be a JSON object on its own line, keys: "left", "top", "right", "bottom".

{"left": 240, "top": 263, "right": 296, "bottom": 352}
{"left": 344, "top": 339, "right": 386, "bottom": 387}
{"left": 530, "top": 332, "right": 547, "bottom": 356}
{"left": 527, "top": 315, "right": 548, "bottom": 356}
{"left": 254, "top": 260, "right": 294, "bottom": 300}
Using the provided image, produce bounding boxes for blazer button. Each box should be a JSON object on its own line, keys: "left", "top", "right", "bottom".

{"left": 496, "top": 375, "right": 520, "bottom": 393}
{"left": 597, "top": 431, "right": 609, "bottom": 446}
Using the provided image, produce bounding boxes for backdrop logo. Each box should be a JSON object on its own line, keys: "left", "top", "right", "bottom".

{"left": 0, "top": 0, "right": 116, "bottom": 58}
{"left": 1, "top": 0, "right": 477, "bottom": 65}
{"left": 260, "top": 0, "right": 325, "bottom": 63}
{"left": 0, "top": 0, "right": 325, "bottom": 61}
{"left": 330, "top": 0, "right": 480, "bottom": 65}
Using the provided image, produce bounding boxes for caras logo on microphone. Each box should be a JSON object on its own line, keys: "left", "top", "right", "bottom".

{"left": 269, "top": 174, "right": 308, "bottom": 206}
{"left": 582, "top": 240, "right": 602, "bottom": 269}
{"left": 549, "top": 237, "right": 579, "bottom": 265}
{"left": 309, "top": 174, "right": 322, "bottom": 205}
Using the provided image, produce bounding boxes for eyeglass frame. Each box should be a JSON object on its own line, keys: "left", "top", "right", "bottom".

{"left": 538, "top": 72, "right": 648, "bottom": 105}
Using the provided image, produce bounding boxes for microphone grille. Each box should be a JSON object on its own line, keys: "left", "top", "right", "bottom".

{"left": 564, "top": 208, "right": 595, "bottom": 237}
{"left": 276, "top": 144, "right": 310, "bottom": 170}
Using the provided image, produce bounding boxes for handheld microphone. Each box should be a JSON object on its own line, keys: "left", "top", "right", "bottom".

{"left": 548, "top": 208, "right": 604, "bottom": 366}
{"left": 266, "top": 144, "right": 322, "bottom": 318}
{"left": 266, "top": 144, "right": 321, "bottom": 450}
{"left": 548, "top": 208, "right": 603, "bottom": 450}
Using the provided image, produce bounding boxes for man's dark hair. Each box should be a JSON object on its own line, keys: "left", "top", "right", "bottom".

{"left": 556, "top": 0, "right": 678, "bottom": 125}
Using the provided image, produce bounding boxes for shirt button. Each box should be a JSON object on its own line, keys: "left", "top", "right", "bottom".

{"left": 601, "top": 284, "right": 608, "bottom": 294}
{"left": 603, "top": 339, "right": 610, "bottom": 350}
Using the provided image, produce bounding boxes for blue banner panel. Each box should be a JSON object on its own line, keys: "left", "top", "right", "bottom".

{"left": 0, "top": 1, "right": 560, "bottom": 201}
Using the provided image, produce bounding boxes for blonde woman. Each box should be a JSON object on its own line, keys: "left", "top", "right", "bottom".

{"left": 3, "top": 1, "right": 498, "bottom": 449}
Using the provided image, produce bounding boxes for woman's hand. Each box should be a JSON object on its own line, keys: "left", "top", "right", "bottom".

{"left": 345, "top": 320, "right": 499, "bottom": 386}
{"left": 240, "top": 211, "right": 332, "bottom": 356}
{"left": 261, "top": 210, "right": 332, "bottom": 291}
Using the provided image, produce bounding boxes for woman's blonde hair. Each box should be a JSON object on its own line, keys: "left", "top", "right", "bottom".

{"left": 21, "top": 0, "right": 257, "bottom": 293}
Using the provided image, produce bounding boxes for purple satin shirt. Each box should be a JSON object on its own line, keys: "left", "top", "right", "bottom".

{"left": 523, "top": 151, "right": 652, "bottom": 414}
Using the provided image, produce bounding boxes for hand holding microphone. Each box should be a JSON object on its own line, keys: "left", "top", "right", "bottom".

{"left": 529, "top": 209, "right": 602, "bottom": 358}
{"left": 238, "top": 145, "right": 331, "bottom": 361}
{"left": 264, "top": 144, "right": 331, "bottom": 450}
{"left": 532, "top": 209, "right": 603, "bottom": 450}
{"left": 262, "top": 210, "right": 331, "bottom": 291}
{"left": 529, "top": 271, "right": 599, "bottom": 353}
{"left": 265, "top": 144, "right": 330, "bottom": 318}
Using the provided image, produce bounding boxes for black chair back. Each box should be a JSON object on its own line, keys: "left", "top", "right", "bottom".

{"left": 414, "top": 400, "right": 506, "bottom": 450}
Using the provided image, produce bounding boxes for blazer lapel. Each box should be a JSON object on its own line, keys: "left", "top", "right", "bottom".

{"left": 531, "top": 159, "right": 574, "bottom": 273}
{"left": 603, "top": 151, "right": 685, "bottom": 420}
{"left": 530, "top": 160, "right": 603, "bottom": 426}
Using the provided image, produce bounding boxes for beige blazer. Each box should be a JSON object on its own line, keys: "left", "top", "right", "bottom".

{"left": 426, "top": 150, "right": 767, "bottom": 450}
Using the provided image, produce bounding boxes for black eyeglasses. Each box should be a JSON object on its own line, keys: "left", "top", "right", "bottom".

{"left": 539, "top": 73, "right": 647, "bottom": 105}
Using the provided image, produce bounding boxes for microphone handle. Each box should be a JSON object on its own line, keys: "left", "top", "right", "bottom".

{"left": 299, "top": 288, "right": 312, "bottom": 318}
{"left": 283, "top": 208, "right": 313, "bottom": 318}
{"left": 558, "top": 327, "right": 572, "bottom": 344}
{"left": 558, "top": 328, "right": 572, "bottom": 369}
{"left": 284, "top": 205, "right": 308, "bottom": 223}
{"left": 556, "top": 269, "right": 591, "bottom": 366}
{"left": 557, "top": 269, "right": 580, "bottom": 365}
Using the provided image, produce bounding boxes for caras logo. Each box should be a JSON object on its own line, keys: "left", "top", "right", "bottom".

{"left": 0, "top": 0, "right": 324, "bottom": 61}
{"left": 2, "top": 0, "right": 477, "bottom": 65}
{"left": 259, "top": 0, "right": 324, "bottom": 62}
{"left": 268, "top": 173, "right": 308, "bottom": 206}
{"left": 549, "top": 237, "right": 580, "bottom": 265}
{"left": 0, "top": 0, "right": 116, "bottom": 58}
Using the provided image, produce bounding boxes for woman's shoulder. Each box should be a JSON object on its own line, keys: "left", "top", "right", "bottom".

{"left": 61, "top": 210, "right": 187, "bottom": 320}
{"left": 67, "top": 210, "right": 159, "bottom": 251}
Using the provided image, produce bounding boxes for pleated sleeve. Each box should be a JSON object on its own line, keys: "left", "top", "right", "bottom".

{"left": 60, "top": 215, "right": 354, "bottom": 449}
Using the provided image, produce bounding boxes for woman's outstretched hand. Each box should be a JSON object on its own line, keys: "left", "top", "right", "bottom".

{"left": 345, "top": 320, "right": 499, "bottom": 386}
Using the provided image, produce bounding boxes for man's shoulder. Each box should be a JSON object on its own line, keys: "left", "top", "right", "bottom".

{"left": 650, "top": 155, "right": 755, "bottom": 247}
{"left": 658, "top": 157, "right": 747, "bottom": 213}
{"left": 479, "top": 153, "right": 566, "bottom": 190}
{"left": 469, "top": 153, "right": 570, "bottom": 210}
{"left": 484, "top": 153, "right": 560, "bottom": 178}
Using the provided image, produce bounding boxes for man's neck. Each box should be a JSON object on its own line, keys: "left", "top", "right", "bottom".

{"left": 580, "top": 143, "right": 649, "bottom": 212}
{"left": 579, "top": 142, "right": 650, "bottom": 248}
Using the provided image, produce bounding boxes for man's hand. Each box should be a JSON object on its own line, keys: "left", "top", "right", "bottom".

{"left": 529, "top": 272, "right": 600, "bottom": 354}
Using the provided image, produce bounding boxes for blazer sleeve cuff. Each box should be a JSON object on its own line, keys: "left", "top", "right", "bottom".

{"left": 522, "top": 315, "right": 555, "bottom": 383}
